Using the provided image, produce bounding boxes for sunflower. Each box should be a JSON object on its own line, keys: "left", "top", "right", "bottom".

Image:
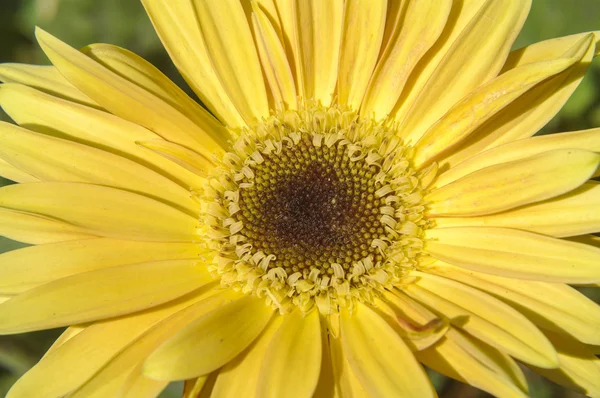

{"left": 0, "top": 0, "right": 599, "bottom": 397}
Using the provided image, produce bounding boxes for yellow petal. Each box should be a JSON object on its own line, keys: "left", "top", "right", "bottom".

{"left": 0, "top": 238, "right": 201, "bottom": 294}
{"left": 193, "top": 0, "right": 269, "bottom": 124}
{"left": 406, "top": 271, "right": 558, "bottom": 368}
{"left": 0, "top": 122, "right": 198, "bottom": 214}
{"left": 0, "top": 158, "right": 38, "bottom": 183}
{"left": 7, "top": 288, "right": 226, "bottom": 398}
{"left": 530, "top": 333, "right": 600, "bottom": 396}
{"left": 137, "top": 140, "right": 214, "bottom": 177}
{"left": 35, "top": 28, "right": 224, "bottom": 159}
{"left": 416, "top": 328, "right": 528, "bottom": 397}
{"left": 504, "top": 31, "right": 600, "bottom": 70}
{"left": 412, "top": 55, "right": 582, "bottom": 168}
{"left": 441, "top": 32, "right": 598, "bottom": 167}
{"left": 329, "top": 332, "right": 368, "bottom": 398}
{"left": 0, "top": 207, "right": 94, "bottom": 244}
{"left": 211, "top": 316, "right": 283, "bottom": 398}
{"left": 312, "top": 321, "right": 335, "bottom": 397}
{"left": 183, "top": 376, "right": 210, "bottom": 398}
{"left": 0, "top": 259, "right": 213, "bottom": 334}
{"left": 0, "top": 83, "right": 204, "bottom": 190}
{"left": 272, "top": 0, "right": 304, "bottom": 96}
{"left": 258, "top": 309, "right": 322, "bottom": 398}
{"left": 375, "top": 291, "right": 448, "bottom": 351}
{"left": 429, "top": 261, "right": 600, "bottom": 345}
{"left": 336, "top": 0, "right": 386, "bottom": 111}
{"left": 360, "top": 0, "right": 452, "bottom": 120}
{"left": 296, "top": 0, "right": 343, "bottom": 107}
{"left": 426, "top": 149, "right": 600, "bottom": 217}
{"left": 397, "top": 0, "right": 530, "bottom": 144}
{"left": 0, "top": 63, "right": 99, "bottom": 108}
{"left": 43, "top": 326, "right": 86, "bottom": 358}
{"left": 144, "top": 295, "right": 274, "bottom": 380}
{"left": 340, "top": 302, "right": 436, "bottom": 397}
{"left": 388, "top": 0, "right": 487, "bottom": 127}
{"left": 140, "top": 0, "right": 244, "bottom": 127}
{"left": 118, "top": 364, "right": 168, "bottom": 398}
{"left": 251, "top": 2, "right": 297, "bottom": 110}
{"left": 435, "top": 127, "right": 600, "bottom": 188}
{"left": 71, "top": 291, "right": 236, "bottom": 398}
{"left": 81, "top": 43, "right": 230, "bottom": 149}
{"left": 0, "top": 182, "right": 199, "bottom": 242}
{"left": 434, "top": 182, "right": 600, "bottom": 238}
{"left": 425, "top": 226, "right": 600, "bottom": 284}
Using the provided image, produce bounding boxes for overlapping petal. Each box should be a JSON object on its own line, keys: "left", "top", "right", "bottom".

{"left": 143, "top": 295, "right": 274, "bottom": 380}
{"left": 0, "top": 239, "right": 201, "bottom": 294}
{"left": 0, "top": 182, "right": 199, "bottom": 242}
{"left": 340, "top": 303, "right": 436, "bottom": 397}
{"left": 0, "top": 259, "right": 214, "bottom": 334}
{"left": 405, "top": 272, "right": 558, "bottom": 368}
{"left": 425, "top": 227, "right": 600, "bottom": 283}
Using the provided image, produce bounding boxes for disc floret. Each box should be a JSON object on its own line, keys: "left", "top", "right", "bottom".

{"left": 201, "top": 105, "right": 428, "bottom": 314}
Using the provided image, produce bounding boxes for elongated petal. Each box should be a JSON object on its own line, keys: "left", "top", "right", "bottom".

{"left": 329, "top": 332, "right": 368, "bottom": 397}
{"left": 35, "top": 28, "right": 224, "bottom": 158}
{"left": 405, "top": 272, "right": 558, "bottom": 367}
{"left": 429, "top": 262, "right": 600, "bottom": 345}
{"left": 140, "top": 0, "right": 244, "bottom": 127}
{"left": 0, "top": 208, "right": 94, "bottom": 244}
{"left": 389, "top": 0, "right": 487, "bottom": 126}
{"left": 0, "top": 239, "right": 201, "bottom": 294}
{"left": 0, "top": 182, "right": 199, "bottom": 242}
{"left": 375, "top": 292, "right": 448, "bottom": 351}
{"left": 0, "top": 63, "right": 98, "bottom": 108}
{"left": 340, "top": 302, "right": 436, "bottom": 397}
{"left": 296, "top": 0, "right": 343, "bottom": 107}
{"left": 397, "top": 0, "right": 530, "bottom": 144}
{"left": 0, "top": 122, "right": 197, "bottom": 213}
{"left": 0, "top": 158, "right": 38, "bottom": 183}
{"left": 337, "top": 0, "right": 386, "bottom": 111}
{"left": 312, "top": 321, "right": 335, "bottom": 397}
{"left": 43, "top": 326, "right": 86, "bottom": 358}
{"left": 425, "top": 227, "right": 600, "bottom": 283}
{"left": 434, "top": 182, "right": 600, "bottom": 238}
{"left": 144, "top": 295, "right": 273, "bottom": 380}
{"left": 273, "top": 0, "right": 304, "bottom": 96}
{"left": 442, "top": 32, "right": 597, "bottom": 167}
{"left": 361, "top": 0, "right": 452, "bottom": 120}
{"left": 426, "top": 149, "right": 600, "bottom": 217}
{"left": 211, "top": 316, "right": 283, "bottom": 398}
{"left": 530, "top": 333, "right": 600, "bottom": 396}
{"left": 257, "top": 309, "right": 321, "bottom": 398}
{"left": 416, "top": 328, "right": 528, "bottom": 397}
{"left": 0, "top": 84, "right": 204, "bottom": 190}
{"left": 0, "top": 259, "right": 213, "bottom": 334}
{"left": 71, "top": 291, "right": 236, "bottom": 398}
{"left": 119, "top": 365, "right": 168, "bottom": 398}
{"left": 413, "top": 55, "right": 581, "bottom": 167}
{"left": 435, "top": 127, "right": 600, "bottom": 188}
{"left": 7, "top": 289, "right": 227, "bottom": 398}
{"left": 81, "top": 43, "right": 230, "bottom": 148}
{"left": 251, "top": 3, "right": 297, "bottom": 110}
{"left": 193, "top": 0, "right": 269, "bottom": 124}
{"left": 137, "top": 140, "right": 213, "bottom": 177}
{"left": 182, "top": 377, "right": 210, "bottom": 398}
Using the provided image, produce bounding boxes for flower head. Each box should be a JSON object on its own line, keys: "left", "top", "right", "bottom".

{"left": 0, "top": 1, "right": 599, "bottom": 397}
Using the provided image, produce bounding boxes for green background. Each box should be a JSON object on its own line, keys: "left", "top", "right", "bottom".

{"left": 0, "top": 0, "right": 599, "bottom": 396}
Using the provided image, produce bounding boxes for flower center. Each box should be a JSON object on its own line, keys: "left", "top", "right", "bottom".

{"left": 238, "top": 135, "right": 386, "bottom": 274}
{"left": 202, "top": 105, "right": 428, "bottom": 314}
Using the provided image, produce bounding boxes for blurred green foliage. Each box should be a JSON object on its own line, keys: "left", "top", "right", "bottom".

{"left": 0, "top": 0, "right": 598, "bottom": 397}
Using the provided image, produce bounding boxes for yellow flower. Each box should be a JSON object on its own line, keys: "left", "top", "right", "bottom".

{"left": 0, "top": 0, "right": 599, "bottom": 397}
